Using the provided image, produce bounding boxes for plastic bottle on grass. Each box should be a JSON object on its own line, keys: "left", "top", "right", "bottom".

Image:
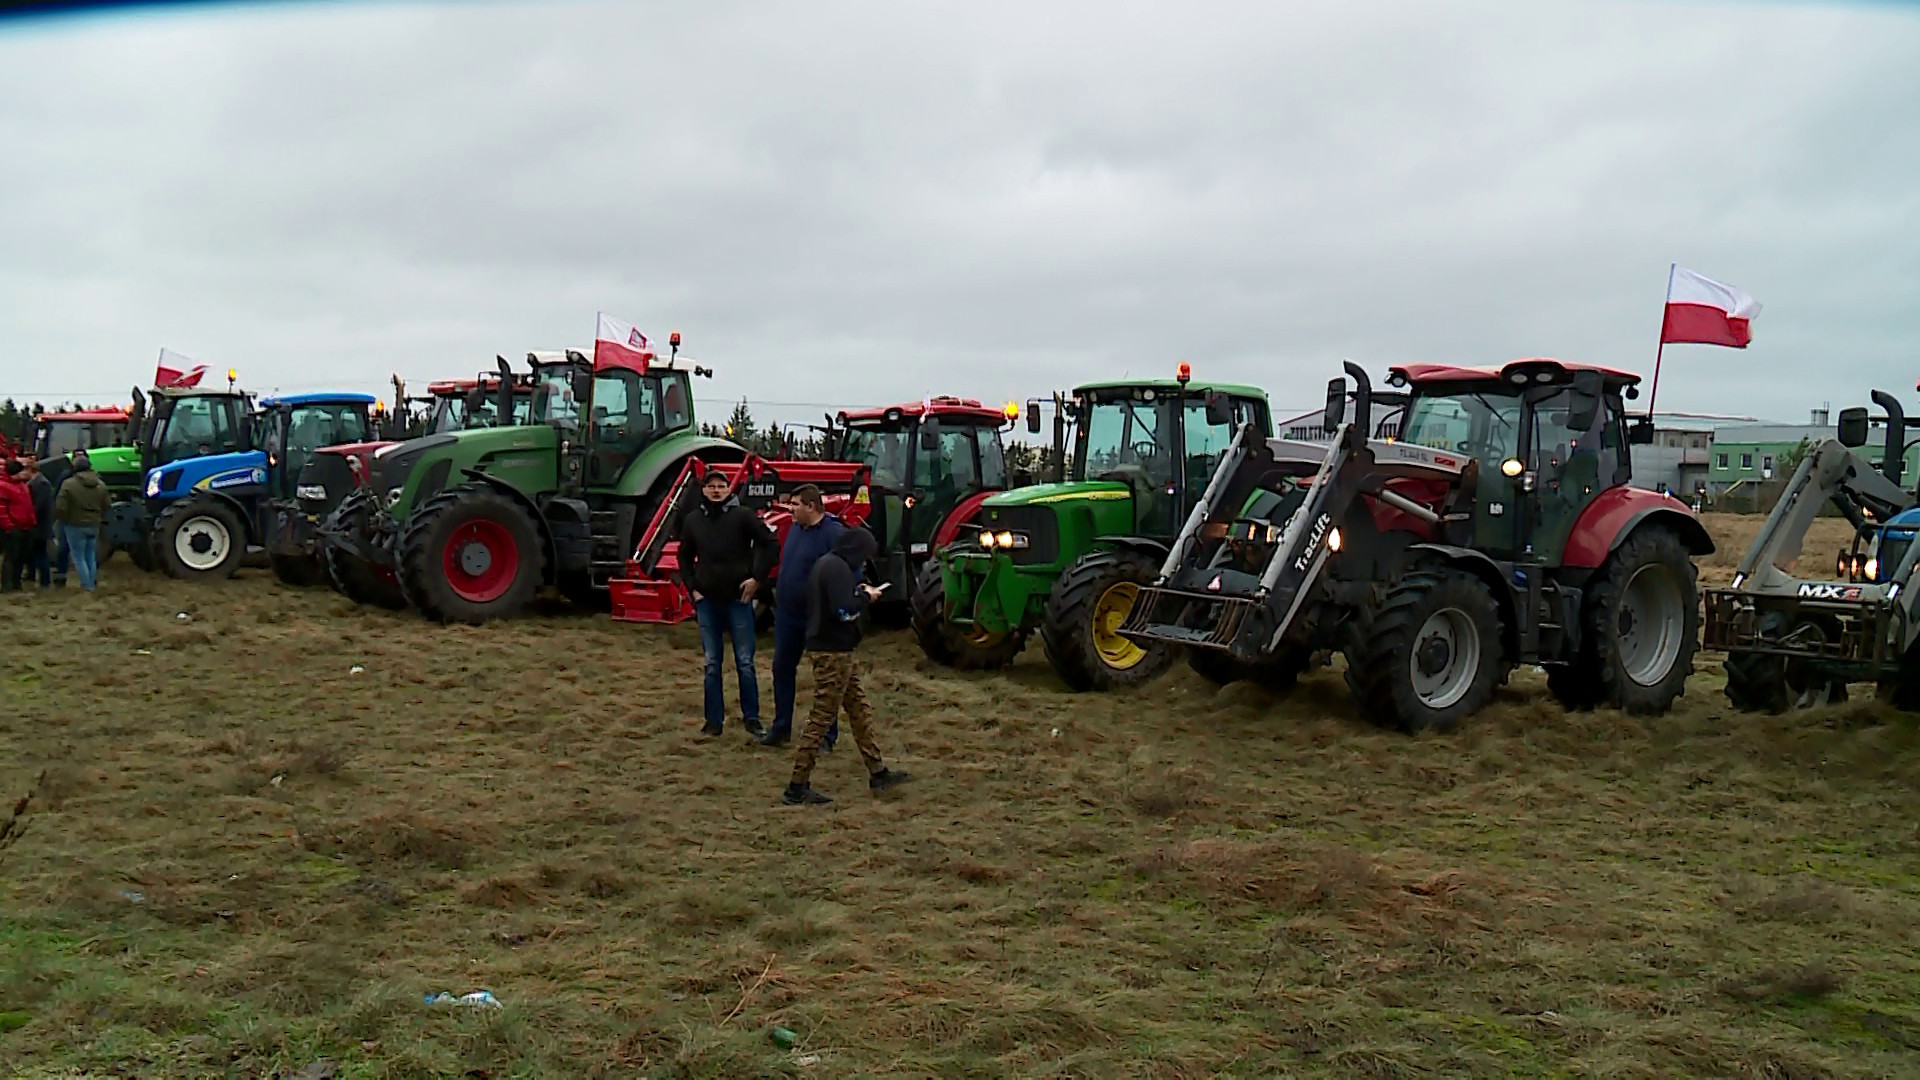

{"left": 769, "top": 1026, "right": 798, "bottom": 1049}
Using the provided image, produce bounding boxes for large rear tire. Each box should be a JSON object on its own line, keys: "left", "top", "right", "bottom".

{"left": 1575, "top": 526, "right": 1699, "bottom": 715}
{"left": 321, "top": 489, "right": 408, "bottom": 610}
{"left": 910, "top": 559, "right": 1026, "bottom": 669}
{"left": 153, "top": 497, "right": 247, "bottom": 582}
{"left": 1346, "top": 569, "right": 1503, "bottom": 733}
{"left": 398, "top": 484, "right": 544, "bottom": 624}
{"left": 1040, "top": 550, "right": 1175, "bottom": 692}
{"left": 1186, "top": 646, "right": 1310, "bottom": 694}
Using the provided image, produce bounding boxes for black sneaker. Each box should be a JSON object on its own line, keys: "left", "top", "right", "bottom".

{"left": 699, "top": 723, "right": 724, "bottom": 738}
{"left": 782, "top": 784, "right": 832, "bottom": 806}
{"left": 869, "top": 768, "right": 913, "bottom": 793}
{"left": 743, "top": 720, "right": 767, "bottom": 739}
{"left": 755, "top": 731, "right": 790, "bottom": 748}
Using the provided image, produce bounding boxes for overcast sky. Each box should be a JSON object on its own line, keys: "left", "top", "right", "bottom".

{"left": 1, "top": 0, "right": 1916, "bottom": 428}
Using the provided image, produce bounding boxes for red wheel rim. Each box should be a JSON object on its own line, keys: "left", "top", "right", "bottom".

{"left": 442, "top": 519, "right": 519, "bottom": 604}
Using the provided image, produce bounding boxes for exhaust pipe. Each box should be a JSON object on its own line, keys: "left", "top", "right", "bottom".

{"left": 1871, "top": 389, "right": 1905, "bottom": 488}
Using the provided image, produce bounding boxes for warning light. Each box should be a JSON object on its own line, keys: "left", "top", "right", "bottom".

{"left": 669, "top": 331, "right": 682, "bottom": 348}
{"left": 1004, "top": 401, "right": 1020, "bottom": 421}
{"left": 1176, "top": 362, "right": 1192, "bottom": 384}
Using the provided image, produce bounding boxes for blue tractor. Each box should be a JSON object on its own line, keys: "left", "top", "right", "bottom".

{"left": 142, "top": 391, "right": 377, "bottom": 582}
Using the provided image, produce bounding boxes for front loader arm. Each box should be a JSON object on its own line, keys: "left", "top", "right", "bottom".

{"left": 1734, "top": 439, "right": 1913, "bottom": 586}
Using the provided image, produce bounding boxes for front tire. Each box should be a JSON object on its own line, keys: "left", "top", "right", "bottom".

{"left": 1723, "top": 612, "right": 1848, "bottom": 713}
{"left": 398, "top": 484, "right": 544, "bottom": 624}
{"left": 153, "top": 498, "right": 247, "bottom": 582}
{"left": 1577, "top": 526, "right": 1699, "bottom": 715}
{"left": 321, "top": 489, "right": 408, "bottom": 610}
{"left": 910, "top": 559, "right": 1026, "bottom": 669}
{"left": 1040, "top": 550, "right": 1175, "bottom": 692}
{"left": 1346, "top": 569, "right": 1503, "bottom": 733}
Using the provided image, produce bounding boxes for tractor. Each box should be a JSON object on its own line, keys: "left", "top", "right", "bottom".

{"left": 822, "top": 397, "right": 1014, "bottom": 613}
{"left": 286, "top": 371, "right": 536, "bottom": 601}
{"left": 1708, "top": 390, "right": 1920, "bottom": 711}
{"left": 913, "top": 366, "right": 1273, "bottom": 690}
{"left": 32, "top": 407, "right": 133, "bottom": 464}
{"left": 141, "top": 391, "right": 379, "bottom": 582}
{"left": 1120, "top": 359, "right": 1713, "bottom": 732}
{"left": 317, "top": 340, "right": 745, "bottom": 623}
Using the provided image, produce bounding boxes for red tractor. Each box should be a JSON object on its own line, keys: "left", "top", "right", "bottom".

{"left": 609, "top": 456, "right": 873, "bottom": 625}
{"left": 1120, "top": 359, "right": 1713, "bottom": 732}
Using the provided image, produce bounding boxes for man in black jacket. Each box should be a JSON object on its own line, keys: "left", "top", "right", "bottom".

{"left": 21, "top": 457, "right": 54, "bottom": 589}
{"left": 679, "top": 470, "right": 778, "bottom": 738}
{"left": 784, "top": 527, "right": 912, "bottom": 805}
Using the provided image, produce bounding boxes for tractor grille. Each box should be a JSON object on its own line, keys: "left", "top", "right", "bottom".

{"left": 976, "top": 504, "right": 1059, "bottom": 565}
{"left": 297, "top": 455, "right": 356, "bottom": 516}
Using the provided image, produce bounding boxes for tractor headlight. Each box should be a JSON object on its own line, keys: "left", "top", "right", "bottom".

{"left": 1865, "top": 557, "right": 1880, "bottom": 580}
{"left": 1500, "top": 458, "right": 1524, "bottom": 478}
{"left": 979, "top": 529, "right": 997, "bottom": 549}
{"left": 1837, "top": 550, "right": 1849, "bottom": 578}
{"left": 296, "top": 484, "right": 327, "bottom": 502}
{"left": 385, "top": 486, "right": 404, "bottom": 507}
{"left": 145, "top": 473, "right": 161, "bottom": 498}
{"left": 1327, "top": 527, "right": 1343, "bottom": 553}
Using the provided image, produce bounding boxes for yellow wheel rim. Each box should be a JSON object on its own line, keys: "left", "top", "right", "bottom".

{"left": 1091, "top": 581, "right": 1146, "bottom": 669}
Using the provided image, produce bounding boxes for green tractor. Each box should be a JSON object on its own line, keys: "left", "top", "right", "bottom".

{"left": 324, "top": 341, "right": 742, "bottom": 623}
{"left": 913, "top": 366, "right": 1272, "bottom": 690}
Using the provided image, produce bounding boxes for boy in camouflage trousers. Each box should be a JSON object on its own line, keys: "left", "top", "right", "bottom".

{"left": 784, "top": 527, "right": 912, "bottom": 805}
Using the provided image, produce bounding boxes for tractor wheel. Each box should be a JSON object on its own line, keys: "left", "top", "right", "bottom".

{"left": 1576, "top": 526, "right": 1700, "bottom": 715}
{"left": 1723, "top": 612, "right": 1848, "bottom": 713}
{"left": 1041, "top": 550, "right": 1176, "bottom": 692}
{"left": 127, "top": 534, "right": 155, "bottom": 572}
{"left": 270, "top": 554, "right": 323, "bottom": 588}
{"left": 153, "top": 498, "right": 247, "bottom": 582}
{"left": 399, "top": 484, "right": 544, "bottom": 624}
{"left": 1186, "top": 646, "right": 1310, "bottom": 694}
{"left": 322, "top": 542, "right": 408, "bottom": 610}
{"left": 911, "top": 559, "right": 1026, "bottom": 669}
{"left": 98, "top": 533, "right": 117, "bottom": 564}
{"left": 1346, "top": 569, "right": 1503, "bottom": 733}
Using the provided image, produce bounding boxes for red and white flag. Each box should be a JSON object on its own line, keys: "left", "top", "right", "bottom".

{"left": 594, "top": 312, "right": 655, "bottom": 373}
{"left": 1661, "top": 266, "right": 1760, "bottom": 349}
{"left": 154, "top": 348, "right": 207, "bottom": 388}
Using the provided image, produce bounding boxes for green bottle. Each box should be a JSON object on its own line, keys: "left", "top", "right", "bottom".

{"left": 770, "top": 1026, "right": 799, "bottom": 1049}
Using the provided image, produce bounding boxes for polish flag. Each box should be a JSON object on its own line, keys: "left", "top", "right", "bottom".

{"left": 154, "top": 348, "right": 207, "bottom": 388}
{"left": 1661, "top": 266, "right": 1760, "bottom": 348}
{"left": 594, "top": 312, "right": 656, "bottom": 373}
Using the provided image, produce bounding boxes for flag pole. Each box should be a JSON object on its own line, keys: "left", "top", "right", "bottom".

{"left": 1645, "top": 262, "right": 1676, "bottom": 421}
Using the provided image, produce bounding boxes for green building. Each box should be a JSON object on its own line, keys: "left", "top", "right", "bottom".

{"left": 1709, "top": 411, "right": 1920, "bottom": 494}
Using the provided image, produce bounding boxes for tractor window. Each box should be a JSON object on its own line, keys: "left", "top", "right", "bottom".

{"left": 660, "top": 373, "right": 693, "bottom": 433}
{"left": 915, "top": 425, "right": 979, "bottom": 497}
{"left": 282, "top": 403, "right": 370, "bottom": 491}
{"left": 845, "top": 427, "right": 911, "bottom": 490}
{"left": 979, "top": 426, "right": 1007, "bottom": 488}
{"left": 156, "top": 395, "right": 244, "bottom": 461}
{"left": 37, "top": 421, "right": 122, "bottom": 459}
{"left": 1401, "top": 391, "right": 1520, "bottom": 468}
{"left": 530, "top": 367, "right": 580, "bottom": 427}
{"left": 1078, "top": 397, "right": 1175, "bottom": 489}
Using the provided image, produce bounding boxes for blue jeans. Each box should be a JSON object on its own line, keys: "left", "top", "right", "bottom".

{"left": 770, "top": 611, "right": 836, "bottom": 747}
{"left": 696, "top": 597, "right": 759, "bottom": 729}
{"left": 62, "top": 525, "right": 99, "bottom": 591}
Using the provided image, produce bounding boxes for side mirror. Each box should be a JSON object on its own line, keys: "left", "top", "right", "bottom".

{"left": 1566, "top": 371, "right": 1602, "bottom": 432}
{"left": 1323, "top": 378, "right": 1347, "bottom": 432}
{"left": 1026, "top": 404, "right": 1042, "bottom": 435}
{"left": 919, "top": 418, "right": 941, "bottom": 453}
{"left": 570, "top": 368, "right": 593, "bottom": 413}
{"left": 1837, "top": 406, "right": 1869, "bottom": 448}
{"left": 1628, "top": 418, "right": 1656, "bottom": 445}
{"left": 1205, "top": 391, "right": 1235, "bottom": 429}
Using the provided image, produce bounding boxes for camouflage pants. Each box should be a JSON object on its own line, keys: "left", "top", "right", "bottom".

{"left": 791, "top": 652, "right": 883, "bottom": 785}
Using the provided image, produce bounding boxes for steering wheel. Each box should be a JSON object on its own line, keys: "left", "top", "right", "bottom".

{"left": 1129, "top": 440, "right": 1159, "bottom": 463}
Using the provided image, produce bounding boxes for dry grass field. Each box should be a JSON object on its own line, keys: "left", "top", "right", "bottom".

{"left": 2, "top": 514, "right": 1918, "bottom": 1078}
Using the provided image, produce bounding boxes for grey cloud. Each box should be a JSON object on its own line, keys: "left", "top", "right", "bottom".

{"left": 1, "top": 0, "right": 1916, "bottom": 425}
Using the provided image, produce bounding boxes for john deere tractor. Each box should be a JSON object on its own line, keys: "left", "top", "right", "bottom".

{"left": 142, "top": 391, "right": 378, "bottom": 582}
{"left": 913, "top": 368, "right": 1271, "bottom": 690}
{"left": 319, "top": 342, "right": 743, "bottom": 623}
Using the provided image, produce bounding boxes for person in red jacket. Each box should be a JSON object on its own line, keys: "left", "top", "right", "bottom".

{"left": 0, "top": 459, "right": 38, "bottom": 592}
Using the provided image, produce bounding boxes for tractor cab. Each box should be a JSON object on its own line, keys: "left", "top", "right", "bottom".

{"left": 528, "top": 342, "right": 703, "bottom": 492}
{"left": 1390, "top": 360, "right": 1641, "bottom": 564}
{"left": 255, "top": 394, "right": 378, "bottom": 502}
{"left": 140, "top": 387, "right": 256, "bottom": 474}
{"left": 832, "top": 397, "right": 1013, "bottom": 563}
{"left": 422, "top": 374, "right": 534, "bottom": 435}
{"left": 33, "top": 407, "right": 132, "bottom": 460}
{"left": 1053, "top": 371, "right": 1270, "bottom": 539}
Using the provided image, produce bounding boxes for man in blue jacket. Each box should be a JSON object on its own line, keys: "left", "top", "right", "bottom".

{"left": 758, "top": 485, "right": 841, "bottom": 749}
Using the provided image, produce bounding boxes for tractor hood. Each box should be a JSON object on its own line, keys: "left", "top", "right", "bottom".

{"left": 982, "top": 480, "right": 1132, "bottom": 508}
